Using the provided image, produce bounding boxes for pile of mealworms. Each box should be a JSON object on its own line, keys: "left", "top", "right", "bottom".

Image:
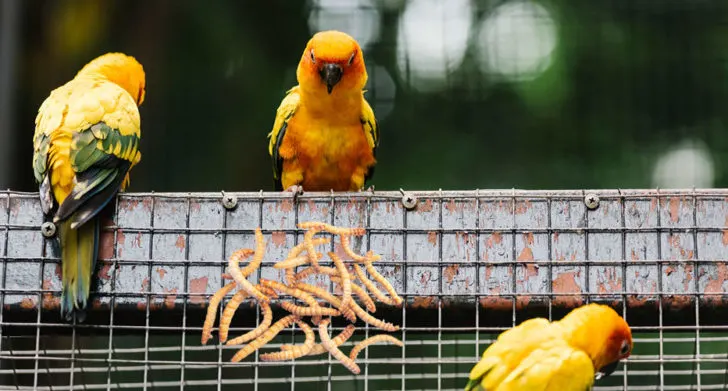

{"left": 201, "top": 221, "right": 404, "bottom": 374}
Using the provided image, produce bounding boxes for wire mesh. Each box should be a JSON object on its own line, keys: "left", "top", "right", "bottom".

{"left": 0, "top": 189, "right": 726, "bottom": 390}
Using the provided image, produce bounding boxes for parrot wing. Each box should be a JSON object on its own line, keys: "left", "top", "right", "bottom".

{"left": 465, "top": 318, "right": 553, "bottom": 391}
{"left": 268, "top": 86, "right": 301, "bottom": 191}
{"left": 360, "top": 93, "right": 378, "bottom": 183}
{"left": 35, "top": 80, "right": 141, "bottom": 228}
{"left": 496, "top": 339, "right": 595, "bottom": 391}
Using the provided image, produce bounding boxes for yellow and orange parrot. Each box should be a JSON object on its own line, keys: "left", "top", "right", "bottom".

{"left": 465, "top": 303, "right": 633, "bottom": 391}
{"left": 33, "top": 53, "right": 145, "bottom": 321}
{"left": 268, "top": 30, "right": 378, "bottom": 193}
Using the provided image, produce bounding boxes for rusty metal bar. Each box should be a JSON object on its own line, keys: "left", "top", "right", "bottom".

{"left": 0, "top": 189, "right": 725, "bottom": 318}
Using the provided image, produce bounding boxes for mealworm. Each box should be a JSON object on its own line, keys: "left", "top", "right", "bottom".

{"left": 349, "top": 334, "right": 404, "bottom": 361}
{"left": 330, "top": 276, "right": 376, "bottom": 313}
{"left": 274, "top": 254, "right": 319, "bottom": 269}
{"left": 365, "top": 261, "right": 403, "bottom": 306}
{"left": 219, "top": 290, "right": 250, "bottom": 343}
{"left": 349, "top": 300, "right": 400, "bottom": 332}
{"left": 285, "top": 268, "right": 296, "bottom": 286}
{"left": 240, "top": 228, "right": 265, "bottom": 277}
{"left": 230, "top": 314, "right": 296, "bottom": 362}
{"left": 306, "top": 324, "right": 356, "bottom": 356}
{"left": 222, "top": 273, "right": 233, "bottom": 280}
{"left": 303, "top": 228, "right": 323, "bottom": 270}
{"left": 339, "top": 235, "right": 372, "bottom": 263}
{"left": 298, "top": 221, "right": 366, "bottom": 236}
{"left": 258, "top": 285, "right": 279, "bottom": 299}
{"left": 201, "top": 281, "right": 236, "bottom": 345}
{"left": 226, "top": 301, "right": 273, "bottom": 346}
{"left": 261, "top": 278, "right": 326, "bottom": 325}
{"left": 259, "top": 318, "right": 315, "bottom": 361}
{"left": 317, "top": 319, "right": 360, "bottom": 374}
{"left": 352, "top": 264, "right": 397, "bottom": 307}
{"left": 280, "top": 301, "right": 341, "bottom": 317}
{"left": 286, "top": 237, "right": 331, "bottom": 260}
{"left": 329, "top": 252, "right": 352, "bottom": 313}
{"left": 228, "top": 249, "right": 269, "bottom": 304}
{"left": 295, "top": 283, "right": 356, "bottom": 322}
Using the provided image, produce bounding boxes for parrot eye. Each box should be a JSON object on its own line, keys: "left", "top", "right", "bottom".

{"left": 348, "top": 51, "right": 356, "bottom": 66}
{"left": 619, "top": 340, "right": 630, "bottom": 356}
{"left": 310, "top": 50, "right": 316, "bottom": 64}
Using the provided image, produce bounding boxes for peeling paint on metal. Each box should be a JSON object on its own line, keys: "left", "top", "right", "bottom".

{"left": 189, "top": 276, "right": 209, "bottom": 305}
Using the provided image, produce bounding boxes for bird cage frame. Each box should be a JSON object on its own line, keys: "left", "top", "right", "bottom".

{"left": 0, "top": 189, "right": 727, "bottom": 390}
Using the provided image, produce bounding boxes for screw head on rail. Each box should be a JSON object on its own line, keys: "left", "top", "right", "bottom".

{"left": 399, "top": 189, "right": 418, "bottom": 210}
{"left": 221, "top": 191, "right": 238, "bottom": 210}
{"left": 584, "top": 193, "right": 600, "bottom": 210}
{"left": 41, "top": 222, "right": 56, "bottom": 238}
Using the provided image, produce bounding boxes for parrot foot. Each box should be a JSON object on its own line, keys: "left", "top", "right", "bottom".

{"left": 284, "top": 185, "right": 304, "bottom": 201}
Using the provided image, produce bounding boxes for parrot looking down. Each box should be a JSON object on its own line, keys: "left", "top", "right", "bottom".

{"left": 268, "top": 30, "right": 379, "bottom": 193}
{"left": 33, "top": 52, "right": 145, "bottom": 321}
{"left": 465, "top": 303, "right": 633, "bottom": 391}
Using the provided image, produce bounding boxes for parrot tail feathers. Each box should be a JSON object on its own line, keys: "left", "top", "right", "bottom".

{"left": 59, "top": 217, "right": 100, "bottom": 323}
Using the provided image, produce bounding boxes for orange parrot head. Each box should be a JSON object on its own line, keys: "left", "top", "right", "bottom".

{"left": 297, "top": 30, "right": 368, "bottom": 95}
{"left": 560, "top": 303, "right": 633, "bottom": 380}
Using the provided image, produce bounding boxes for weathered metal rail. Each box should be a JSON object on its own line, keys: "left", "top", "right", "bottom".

{"left": 1, "top": 189, "right": 727, "bottom": 322}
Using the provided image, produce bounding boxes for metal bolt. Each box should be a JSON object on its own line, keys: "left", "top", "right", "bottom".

{"left": 221, "top": 191, "right": 238, "bottom": 210}
{"left": 584, "top": 193, "right": 600, "bottom": 210}
{"left": 399, "top": 188, "right": 418, "bottom": 210}
{"left": 41, "top": 222, "right": 56, "bottom": 238}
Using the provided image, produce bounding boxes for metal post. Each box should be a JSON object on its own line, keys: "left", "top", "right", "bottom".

{"left": 0, "top": 0, "right": 21, "bottom": 189}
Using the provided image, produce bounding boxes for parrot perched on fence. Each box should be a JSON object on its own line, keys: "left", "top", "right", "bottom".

{"left": 465, "top": 303, "right": 633, "bottom": 391}
{"left": 268, "top": 30, "right": 379, "bottom": 193}
{"left": 32, "top": 53, "right": 145, "bottom": 321}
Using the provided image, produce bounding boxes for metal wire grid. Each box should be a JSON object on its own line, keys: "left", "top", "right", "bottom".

{"left": 0, "top": 189, "right": 726, "bottom": 390}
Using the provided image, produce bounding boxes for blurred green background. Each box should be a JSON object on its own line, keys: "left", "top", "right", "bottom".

{"left": 1, "top": 0, "right": 728, "bottom": 389}
{"left": 2, "top": 0, "right": 728, "bottom": 193}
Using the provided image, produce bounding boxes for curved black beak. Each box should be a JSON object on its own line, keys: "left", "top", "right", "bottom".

{"left": 320, "top": 63, "right": 343, "bottom": 94}
{"left": 595, "top": 360, "right": 620, "bottom": 380}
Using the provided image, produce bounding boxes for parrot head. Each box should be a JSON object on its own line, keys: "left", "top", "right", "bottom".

{"left": 297, "top": 30, "right": 368, "bottom": 95}
{"left": 560, "top": 303, "right": 633, "bottom": 381}
{"left": 76, "top": 52, "right": 146, "bottom": 106}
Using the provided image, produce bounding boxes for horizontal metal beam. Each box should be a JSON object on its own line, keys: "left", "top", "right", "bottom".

{"left": 1, "top": 189, "right": 727, "bottom": 320}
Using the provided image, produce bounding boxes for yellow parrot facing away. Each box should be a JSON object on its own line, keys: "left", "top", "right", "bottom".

{"left": 465, "top": 303, "right": 633, "bottom": 391}
{"left": 33, "top": 53, "right": 146, "bottom": 321}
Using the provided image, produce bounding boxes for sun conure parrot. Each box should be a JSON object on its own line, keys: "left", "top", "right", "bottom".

{"left": 268, "top": 30, "right": 379, "bottom": 194}
{"left": 32, "top": 52, "right": 145, "bottom": 321}
{"left": 465, "top": 303, "right": 633, "bottom": 391}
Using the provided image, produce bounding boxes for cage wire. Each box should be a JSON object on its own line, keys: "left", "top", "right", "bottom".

{"left": 0, "top": 189, "right": 726, "bottom": 390}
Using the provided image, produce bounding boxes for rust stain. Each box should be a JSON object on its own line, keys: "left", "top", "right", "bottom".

{"left": 98, "top": 230, "right": 115, "bottom": 260}
{"left": 649, "top": 197, "right": 658, "bottom": 212}
{"left": 444, "top": 264, "right": 459, "bottom": 284}
{"left": 523, "top": 232, "right": 534, "bottom": 245}
{"left": 664, "top": 266, "right": 674, "bottom": 276}
{"left": 54, "top": 264, "right": 62, "bottom": 279}
{"left": 306, "top": 200, "right": 317, "bottom": 213}
{"left": 427, "top": 231, "right": 438, "bottom": 246}
{"left": 271, "top": 231, "right": 287, "bottom": 247}
{"left": 723, "top": 216, "right": 728, "bottom": 245}
{"left": 411, "top": 296, "right": 436, "bottom": 309}
{"left": 703, "top": 263, "right": 728, "bottom": 305}
{"left": 189, "top": 277, "right": 209, "bottom": 305}
{"left": 156, "top": 268, "right": 167, "bottom": 280}
{"left": 418, "top": 199, "right": 434, "bottom": 213}
{"left": 515, "top": 296, "right": 531, "bottom": 309}
{"left": 20, "top": 297, "right": 36, "bottom": 310}
{"left": 190, "top": 201, "right": 202, "bottom": 213}
{"left": 140, "top": 277, "right": 150, "bottom": 293}
{"left": 552, "top": 272, "right": 583, "bottom": 307}
{"left": 517, "top": 246, "right": 538, "bottom": 279}
{"left": 480, "top": 296, "right": 513, "bottom": 311}
{"left": 279, "top": 199, "right": 293, "bottom": 212}
{"left": 142, "top": 198, "right": 153, "bottom": 211}
{"left": 132, "top": 232, "right": 142, "bottom": 248}
{"left": 98, "top": 262, "right": 113, "bottom": 280}
{"left": 175, "top": 235, "right": 186, "bottom": 250}
{"left": 333, "top": 242, "right": 350, "bottom": 261}
{"left": 668, "top": 197, "right": 680, "bottom": 223}
{"left": 42, "top": 279, "right": 60, "bottom": 310}
{"left": 514, "top": 200, "right": 531, "bottom": 215}
{"left": 137, "top": 302, "right": 147, "bottom": 311}
{"left": 164, "top": 288, "right": 178, "bottom": 309}
{"left": 117, "top": 230, "right": 126, "bottom": 257}
{"left": 444, "top": 199, "right": 458, "bottom": 213}
{"left": 663, "top": 295, "right": 692, "bottom": 310}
